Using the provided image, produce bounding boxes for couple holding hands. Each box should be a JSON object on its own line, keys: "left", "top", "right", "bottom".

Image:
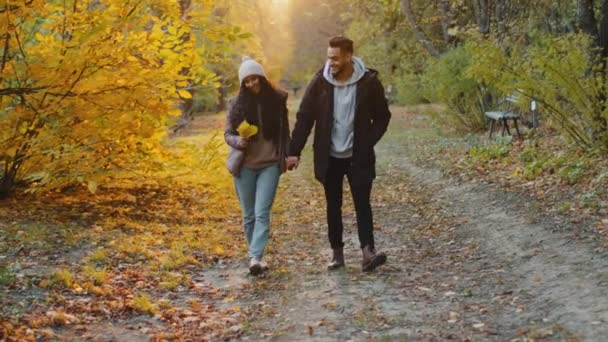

{"left": 224, "top": 36, "right": 391, "bottom": 276}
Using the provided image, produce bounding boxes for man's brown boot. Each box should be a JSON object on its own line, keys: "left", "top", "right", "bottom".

{"left": 327, "top": 248, "right": 345, "bottom": 270}
{"left": 361, "top": 245, "right": 386, "bottom": 272}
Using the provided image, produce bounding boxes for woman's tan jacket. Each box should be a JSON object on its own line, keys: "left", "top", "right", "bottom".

{"left": 224, "top": 92, "right": 290, "bottom": 177}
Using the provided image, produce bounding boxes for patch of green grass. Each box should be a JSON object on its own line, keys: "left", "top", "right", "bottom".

{"left": 557, "top": 201, "right": 573, "bottom": 214}
{"left": 82, "top": 265, "right": 108, "bottom": 285}
{"left": 558, "top": 161, "right": 587, "bottom": 185}
{"left": 0, "top": 265, "right": 16, "bottom": 286}
{"left": 13, "top": 224, "right": 48, "bottom": 245}
{"left": 4, "top": 223, "right": 84, "bottom": 255}
{"left": 57, "top": 226, "right": 82, "bottom": 247}
{"left": 158, "top": 299, "right": 172, "bottom": 310}
{"left": 86, "top": 248, "right": 108, "bottom": 266}
{"left": 115, "top": 237, "right": 155, "bottom": 263}
{"left": 239, "top": 321, "right": 253, "bottom": 336}
{"left": 376, "top": 335, "right": 409, "bottom": 342}
{"left": 352, "top": 302, "right": 390, "bottom": 330}
{"left": 522, "top": 159, "right": 547, "bottom": 180}
{"left": 48, "top": 268, "right": 75, "bottom": 289}
{"left": 132, "top": 293, "right": 157, "bottom": 315}
{"left": 517, "top": 145, "right": 591, "bottom": 183}
{"left": 159, "top": 271, "right": 187, "bottom": 290}
{"left": 469, "top": 141, "right": 511, "bottom": 163}
{"left": 580, "top": 191, "right": 601, "bottom": 209}
{"left": 160, "top": 242, "right": 196, "bottom": 271}
{"left": 519, "top": 143, "right": 543, "bottom": 163}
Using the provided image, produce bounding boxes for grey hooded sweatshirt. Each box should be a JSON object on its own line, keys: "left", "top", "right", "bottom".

{"left": 322, "top": 56, "right": 366, "bottom": 158}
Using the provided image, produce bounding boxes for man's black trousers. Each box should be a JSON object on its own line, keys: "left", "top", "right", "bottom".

{"left": 323, "top": 156, "right": 375, "bottom": 250}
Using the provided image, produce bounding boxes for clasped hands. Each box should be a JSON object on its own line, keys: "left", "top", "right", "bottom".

{"left": 286, "top": 156, "right": 299, "bottom": 171}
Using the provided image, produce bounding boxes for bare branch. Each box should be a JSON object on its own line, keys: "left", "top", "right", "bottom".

{"left": 0, "top": 5, "right": 20, "bottom": 14}
{"left": 0, "top": 87, "right": 46, "bottom": 96}
{"left": 0, "top": 0, "right": 34, "bottom": 13}
{"left": 400, "top": 0, "right": 441, "bottom": 57}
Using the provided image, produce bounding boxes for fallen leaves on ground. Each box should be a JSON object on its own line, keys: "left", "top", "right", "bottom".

{"left": 0, "top": 122, "right": 247, "bottom": 340}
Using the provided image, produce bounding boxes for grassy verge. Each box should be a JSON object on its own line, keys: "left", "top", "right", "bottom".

{"left": 390, "top": 104, "right": 608, "bottom": 240}
{"left": 0, "top": 111, "right": 247, "bottom": 340}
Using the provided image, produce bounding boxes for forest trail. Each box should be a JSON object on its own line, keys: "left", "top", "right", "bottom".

{"left": 3, "top": 107, "right": 607, "bottom": 341}
{"left": 205, "top": 106, "right": 608, "bottom": 341}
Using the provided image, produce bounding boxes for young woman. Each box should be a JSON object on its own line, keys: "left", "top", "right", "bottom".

{"left": 224, "top": 57, "right": 290, "bottom": 276}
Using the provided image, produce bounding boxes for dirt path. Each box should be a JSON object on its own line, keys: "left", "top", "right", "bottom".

{"left": 203, "top": 110, "right": 608, "bottom": 341}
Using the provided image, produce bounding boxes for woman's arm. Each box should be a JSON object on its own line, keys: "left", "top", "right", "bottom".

{"left": 224, "top": 98, "right": 247, "bottom": 150}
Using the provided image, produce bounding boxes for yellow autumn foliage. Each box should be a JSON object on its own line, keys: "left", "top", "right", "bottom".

{"left": 0, "top": 0, "right": 235, "bottom": 197}
{"left": 236, "top": 121, "right": 259, "bottom": 139}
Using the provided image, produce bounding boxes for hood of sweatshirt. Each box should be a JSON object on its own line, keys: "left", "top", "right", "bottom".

{"left": 323, "top": 56, "right": 366, "bottom": 86}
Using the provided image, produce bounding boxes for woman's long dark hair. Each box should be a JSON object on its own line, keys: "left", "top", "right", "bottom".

{"left": 231, "top": 76, "right": 284, "bottom": 147}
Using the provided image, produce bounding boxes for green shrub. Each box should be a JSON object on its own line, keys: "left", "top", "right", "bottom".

{"left": 558, "top": 161, "right": 587, "bottom": 184}
{"left": 522, "top": 159, "right": 547, "bottom": 180}
{"left": 421, "top": 45, "right": 487, "bottom": 132}
{"left": 518, "top": 144, "right": 589, "bottom": 182}
{"left": 469, "top": 141, "right": 511, "bottom": 163}
{"left": 468, "top": 33, "right": 608, "bottom": 152}
{"left": 192, "top": 87, "right": 219, "bottom": 112}
{"left": 393, "top": 71, "right": 427, "bottom": 105}
{"left": 519, "top": 145, "right": 543, "bottom": 163}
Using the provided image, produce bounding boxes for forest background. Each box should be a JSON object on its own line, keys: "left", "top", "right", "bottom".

{"left": 3, "top": 0, "right": 608, "bottom": 197}
{"left": 2, "top": 0, "right": 608, "bottom": 339}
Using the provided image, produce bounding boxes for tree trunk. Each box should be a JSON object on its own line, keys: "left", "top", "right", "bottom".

{"left": 0, "top": 176, "right": 13, "bottom": 199}
{"left": 400, "top": 0, "right": 441, "bottom": 57}
{"left": 217, "top": 80, "right": 228, "bottom": 112}
{"left": 599, "top": 0, "right": 608, "bottom": 59}
{"left": 438, "top": 0, "right": 452, "bottom": 44}
{"left": 495, "top": 0, "right": 511, "bottom": 40}
{"left": 577, "top": 0, "right": 599, "bottom": 42}
{"left": 173, "top": 0, "right": 194, "bottom": 133}
{"left": 0, "top": 162, "right": 17, "bottom": 199}
{"left": 471, "top": 0, "right": 491, "bottom": 34}
{"left": 599, "top": 0, "right": 608, "bottom": 147}
{"left": 577, "top": 0, "right": 608, "bottom": 147}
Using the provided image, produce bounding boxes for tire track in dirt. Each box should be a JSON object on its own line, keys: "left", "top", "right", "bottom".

{"left": 202, "top": 113, "right": 608, "bottom": 341}
{"left": 389, "top": 153, "right": 608, "bottom": 341}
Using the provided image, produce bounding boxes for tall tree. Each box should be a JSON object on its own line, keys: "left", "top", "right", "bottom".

{"left": 576, "top": 0, "right": 608, "bottom": 143}
{"left": 0, "top": 0, "right": 228, "bottom": 197}
{"left": 471, "top": 0, "right": 491, "bottom": 34}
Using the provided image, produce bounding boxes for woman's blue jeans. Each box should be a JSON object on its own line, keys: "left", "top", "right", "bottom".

{"left": 233, "top": 164, "right": 280, "bottom": 260}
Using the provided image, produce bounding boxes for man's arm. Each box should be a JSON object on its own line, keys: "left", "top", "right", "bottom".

{"left": 368, "top": 77, "right": 391, "bottom": 146}
{"left": 288, "top": 74, "right": 320, "bottom": 157}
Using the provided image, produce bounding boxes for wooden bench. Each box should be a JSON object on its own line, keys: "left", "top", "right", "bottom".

{"left": 484, "top": 94, "right": 523, "bottom": 139}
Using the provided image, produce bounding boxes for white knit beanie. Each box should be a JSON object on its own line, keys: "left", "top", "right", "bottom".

{"left": 238, "top": 56, "right": 266, "bottom": 85}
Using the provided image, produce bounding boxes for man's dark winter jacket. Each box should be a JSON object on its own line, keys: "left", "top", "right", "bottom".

{"left": 289, "top": 68, "right": 391, "bottom": 185}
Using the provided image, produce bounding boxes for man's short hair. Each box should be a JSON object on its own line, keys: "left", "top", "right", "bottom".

{"left": 329, "top": 36, "right": 354, "bottom": 54}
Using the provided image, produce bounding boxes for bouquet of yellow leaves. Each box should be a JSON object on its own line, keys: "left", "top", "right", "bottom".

{"left": 237, "top": 121, "right": 258, "bottom": 139}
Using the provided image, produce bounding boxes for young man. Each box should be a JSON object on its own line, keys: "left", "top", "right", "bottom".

{"left": 286, "top": 36, "right": 391, "bottom": 272}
